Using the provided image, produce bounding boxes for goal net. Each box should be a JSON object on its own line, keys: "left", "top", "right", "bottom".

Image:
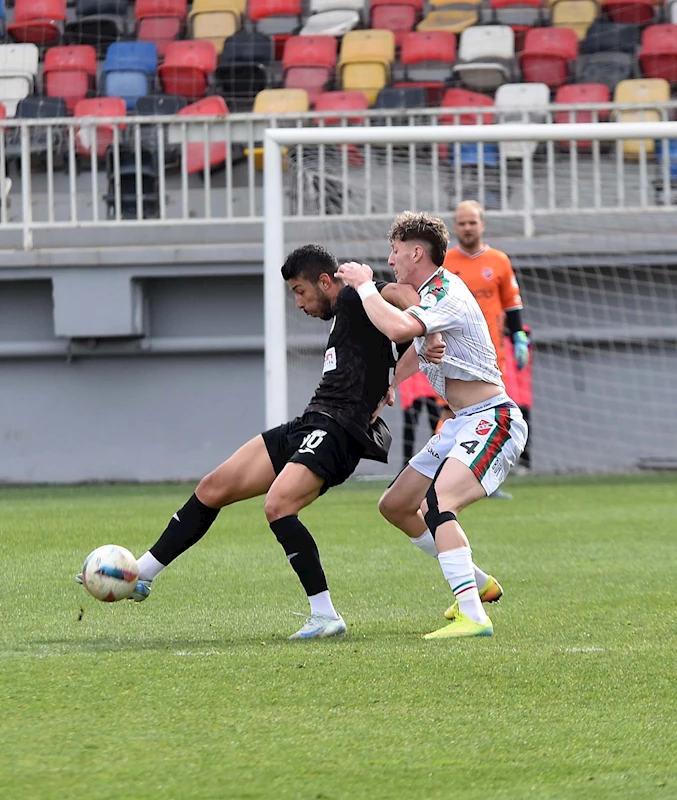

{"left": 265, "top": 123, "right": 677, "bottom": 476}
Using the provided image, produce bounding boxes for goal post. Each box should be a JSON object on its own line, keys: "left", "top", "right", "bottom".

{"left": 263, "top": 121, "right": 677, "bottom": 474}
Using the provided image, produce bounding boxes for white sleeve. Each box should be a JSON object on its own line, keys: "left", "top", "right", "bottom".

{"left": 405, "top": 292, "right": 464, "bottom": 335}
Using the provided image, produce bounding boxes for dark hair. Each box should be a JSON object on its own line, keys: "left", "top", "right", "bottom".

{"left": 388, "top": 211, "right": 450, "bottom": 267}
{"left": 281, "top": 244, "right": 339, "bottom": 283}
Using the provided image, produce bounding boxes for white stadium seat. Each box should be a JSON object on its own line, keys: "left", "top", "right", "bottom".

{"left": 0, "top": 43, "right": 39, "bottom": 117}
{"left": 494, "top": 82, "right": 550, "bottom": 158}
{"left": 453, "top": 25, "right": 517, "bottom": 92}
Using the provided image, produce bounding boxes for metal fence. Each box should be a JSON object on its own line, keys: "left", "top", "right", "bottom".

{"left": 2, "top": 101, "right": 677, "bottom": 248}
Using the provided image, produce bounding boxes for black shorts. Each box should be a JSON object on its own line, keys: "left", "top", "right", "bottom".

{"left": 262, "top": 411, "right": 365, "bottom": 494}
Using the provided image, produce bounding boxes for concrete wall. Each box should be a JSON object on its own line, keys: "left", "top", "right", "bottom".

{"left": 1, "top": 242, "right": 676, "bottom": 482}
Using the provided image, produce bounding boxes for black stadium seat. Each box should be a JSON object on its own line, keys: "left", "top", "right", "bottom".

{"left": 215, "top": 31, "right": 274, "bottom": 112}
{"left": 574, "top": 51, "right": 637, "bottom": 92}
{"left": 581, "top": 21, "right": 642, "bottom": 56}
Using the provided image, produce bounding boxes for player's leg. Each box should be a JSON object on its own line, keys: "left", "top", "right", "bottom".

{"left": 263, "top": 415, "right": 360, "bottom": 639}
{"left": 425, "top": 397, "right": 441, "bottom": 434}
{"left": 402, "top": 400, "right": 420, "bottom": 467}
{"left": 424, "top": 406, "right": 528, "bottom": 638}
{"left": 134, "top": 434, "right": 277, "bottom": 588}
{"left": 378, "top": 421, "right": 496, "bottom": 590}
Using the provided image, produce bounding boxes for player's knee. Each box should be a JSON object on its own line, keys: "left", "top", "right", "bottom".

{"left": 423, "top": 482, "right": 457, "bottom": 535}
{"left": 196, "top": 470, "right": 234, "bottom": 509}
{"left": 263, "top": 491, "right": 295, "bottom": 523}
{"left": 378, "top": 488, "right": 409, "bottom": 524}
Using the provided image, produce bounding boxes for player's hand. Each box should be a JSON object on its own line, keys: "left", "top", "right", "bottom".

{"left": 335, "top": 261, "right": 374, "bottom": 289}
{"left": 513, "top": 330, "right": 530, "bottom": 371}
{"left": 423, "top": 333, "right": 445, "bottom": 364}
{"left": 370, "top": 385, "right": 395, "bottom": 423}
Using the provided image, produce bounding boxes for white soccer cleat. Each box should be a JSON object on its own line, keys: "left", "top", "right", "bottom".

{"left": 288, "top": 613, "right": 347, "bottom": 640}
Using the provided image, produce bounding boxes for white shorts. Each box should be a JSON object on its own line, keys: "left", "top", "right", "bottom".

{"left": 409, "top": 397, "right": 528, "bottom": 496}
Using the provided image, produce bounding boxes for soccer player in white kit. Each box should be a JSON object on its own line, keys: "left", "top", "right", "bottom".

{"left": 336, "top": 211, "right": 528, "bottom": 638}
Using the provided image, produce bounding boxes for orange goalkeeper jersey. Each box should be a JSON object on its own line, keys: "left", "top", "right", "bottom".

{"left": 442, "top": 244, "right": 523, "bottom": 375}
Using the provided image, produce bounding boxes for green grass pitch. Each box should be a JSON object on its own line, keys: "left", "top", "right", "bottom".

{"left": 1, "top": 475, "right": 676, "bottom": 799}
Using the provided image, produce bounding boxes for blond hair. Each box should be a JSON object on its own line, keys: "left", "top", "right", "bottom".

{"left": 455, "top": 200, "right": 484, "bottom": 221}
{"left": 388, "top": 211, "right": 450, "bottom": 267}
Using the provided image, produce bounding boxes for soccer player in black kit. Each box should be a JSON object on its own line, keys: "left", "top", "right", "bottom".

{"left": 90, "top": 244, "right": 424, "bottom": 639}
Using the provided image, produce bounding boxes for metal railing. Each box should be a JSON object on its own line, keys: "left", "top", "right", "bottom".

{"left": 2, "top": 102, "right": 677, "bottom": 248}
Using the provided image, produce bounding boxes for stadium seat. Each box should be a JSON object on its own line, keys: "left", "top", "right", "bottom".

{"left": 655, "top": 138, "right": 677, "bottom": 182}
{"left": 549, "top": 0, "right": 598, "bottom": 41}
{"left": 0, "top": 43, "right": 39, "bottom": 117}
{"left": 393, "top": 30, "right": 455, "bottom": 104}
{"left": 249, "top": 0, "right": 302, "bottom": 34}
{"left": 282, "top": 35, "right": 337, "bottom": 106}
{"left": 135, "top": 0, "right": 187, "bottom": 58}
{"left": 12, "top": 97, "right": 69, "bottom": 161}
{"left": 254, "top": 87, "right": 309, "bottom": 113}
{"left": 581, "top": 21, "right": 641, "bottom": 55}
{"left": 574, "top": 51, "right": 636, "bottom": 92}
{"left": 102, "top": 42, "right": 159, "bottom": 111}
{"left": 416, "top": 0, "right": 481, "bottom": 35}
{"left": 639, "top": 25, "right": 677, "bottom": 84}
{"left": 314, "top": 89, "right": 369, "bottom": 123}
{"left": 440, "top": 87, "right": 495, "bottom": 125}
{"left": 453, "top": 25, "right": 517, "bottom": 93}
{"left": 135, "top": 94, "right": 187, "bottom": 165}
{"left": 158, "top": 40, "right": 217, "bottom": 101}
{"left": 73, "top": 96, "right": 127, "bottom": 160}
{"left": 188, "top": 0, "right": 243, "bottom": 56}
{"left": 104, "top": 144, "right": 160, "bottom": 219}
{"left": 495, "top": 82, "right": 550, "bottom": 157}
{"left": 177, "top": 95, "right": 229, "bottom": 174}
{"left": 6, "top": 0, "right": 66, "bottom": 46}
{"left": 64, "top": 0, "right": 128, "bottom": 53}
{"left": 43, "top": 45, "right": 98, "bottom": 114}
{"left": 555, "top": 83, "right": 610, "bottom": 149}
{"left": 338, "top": 30, "right": 396, "bottom": 105}
{"left": 0, "top": 1, "right": 5, "bottom": 39}
{"left": 482, "top": 0, "right": 544, "bottom": 52}
{"left": 670, "top": 0, "right": 677, "bottom": 22}
{"left": 614, "top": 77, "right": 670, "bottom": 157}
{"left": 372, "top": 85, "right": 427, "bottom": 124}
{"left": 520, "top": 27, "right": 578, "bottom": 89}
{"left": 214, "top": 31, "right": 274, "bottom": 111}
{"left": 369, "top": 0, "right": 423, "bottom": 47}
{"left": 602, "top": 0, "right": 657, "bottom": 25}
{"left": 299, "top": 0, "right": 362, "bottom": 37}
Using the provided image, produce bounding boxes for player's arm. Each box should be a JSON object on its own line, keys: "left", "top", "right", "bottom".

{"left": 379, "top": 282, "right": 421, "bottom": 311}
{"left": 499, "top": 256, "right": 530, "bottom": 370}
{"left": 335, "top": 262, "right": 425, "bottom": 343}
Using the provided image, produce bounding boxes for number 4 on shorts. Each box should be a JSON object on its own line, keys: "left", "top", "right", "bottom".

{"left": 460, "top": 440, "right": 480, "bottom": 455}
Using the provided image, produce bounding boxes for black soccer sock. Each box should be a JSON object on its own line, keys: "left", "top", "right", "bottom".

{"left": 269, "top": 515, "right": 329, "bottom": 597}
{"left": 150, "top": 493, "right": 220, "bottom": 566}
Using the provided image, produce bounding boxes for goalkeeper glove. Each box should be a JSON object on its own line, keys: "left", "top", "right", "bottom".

{"left": 512, "top": 330, "right": 530, "bottom": 371}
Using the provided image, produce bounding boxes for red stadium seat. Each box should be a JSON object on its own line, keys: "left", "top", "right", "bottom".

{"left": 315, "top": 89, "right": 369, "bottom": 122}
{"left": 369, "top": 0, "right": 424, "bottom": 47}
{"left": 395, "top": 31, "right": 456, "bottom": 103}
{"left": 601, "top": 0, "right": 656, "bottom": 25}
{"left": 6, "top": 0, "right": 67, "bottom": 45}
{"left": 177, "top": 95, "right": 229, "bottom": 174}
{"left": 136, "top": 0, "right": 188, "bottom": 58}
{"left": 158, "top": 40, "right": 217, "bottom": 101}
{"left": 439, "top": 87, "right": 494, "bottom": 125}
{"left": 639, "top": 25, "right": 677, "bottom": 84}
{"left": 520, "top": 27, "right": 577, "bottom": 89}
{"left": 282, "top": 35, "right": 337, "bottom": 105}
{"left": 73, "top": 97, "right": 127, "bottom": 159}
{"left": 555, "top": 83, "right": 610, "bottom": 149}
{"left": 43, "top": 45, "right": 98, "bottom": 113}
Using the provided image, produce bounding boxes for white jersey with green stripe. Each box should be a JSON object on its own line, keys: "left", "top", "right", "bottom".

{"left": 405, "top": 266, "right": 504, "bottom": 401}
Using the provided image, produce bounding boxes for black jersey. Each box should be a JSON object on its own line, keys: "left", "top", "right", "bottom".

{"left": 305, "top": 283, "right": 396, "bottom": 460}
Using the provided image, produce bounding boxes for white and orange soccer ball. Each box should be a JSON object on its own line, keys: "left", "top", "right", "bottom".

{"left": 82, "top": 544, "right": 139, "bottom": 602}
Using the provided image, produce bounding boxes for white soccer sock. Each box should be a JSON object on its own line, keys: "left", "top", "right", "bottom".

{"left": 473, "top": 564, "right": 490, "bottom": 592}
{"left": 136, "top": 551, "right": 165, "bottom": 581}
{"left": 410, "top": 529, "right": 438, "bottom": 558}
{"left": 438, "top": 547, "right": 488, "bottom": 624}
{"left": 309, "top": 590, "right": 339, "bottom": 619}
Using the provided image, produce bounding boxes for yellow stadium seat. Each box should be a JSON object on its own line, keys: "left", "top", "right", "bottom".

{"left": 338, "top": 30, "right": 395, "bottom": 104}
{"left": 189, "top": 0, "right": 243, "bottom": 54}
{"left": 248, "top": 89, "right": 309, "bottom": 168}
{"left": 416, "top": 1, "right": 481, "bottom": 35}
{"left": 550, "top": 0, "right": 598, "bottom": 40}
{"left": 614, "top": 78, "right": 670, "bottom": 157}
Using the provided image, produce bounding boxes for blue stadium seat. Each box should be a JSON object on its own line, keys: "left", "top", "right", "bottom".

{"left": 101, "top": 41, "right": 159, "bottom": 111}
{"left": 656, "top": 139, "right": 677, "bottom": 180}
{"left": 449, "top": 142, "right": 500, "bottom": 168}
{"left": 0, "top": 0, "right": 5, "bottom": 38}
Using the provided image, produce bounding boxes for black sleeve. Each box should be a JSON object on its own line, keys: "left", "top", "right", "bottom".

{"left": 506, "top": 308, "right": 524, "bottom": 338}
{"left": 375, "top": 280, "right": 388, "bottom": 293}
